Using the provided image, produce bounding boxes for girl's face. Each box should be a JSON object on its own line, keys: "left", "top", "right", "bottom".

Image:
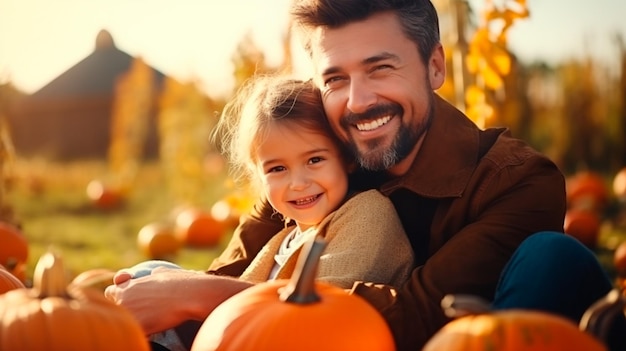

{"left": 255, "top": 122, "right": 349, "bottom": 231}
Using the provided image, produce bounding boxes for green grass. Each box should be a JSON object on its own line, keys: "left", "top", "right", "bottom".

{"left": 5, "top": 158, "right": 235, "bottom": 283}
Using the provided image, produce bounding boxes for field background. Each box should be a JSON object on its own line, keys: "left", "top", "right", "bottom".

{"left": 6, "top": 158, "right": 234, "bottom": 282}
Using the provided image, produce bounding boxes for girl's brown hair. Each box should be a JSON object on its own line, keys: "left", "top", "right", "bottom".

{"left": 212, "top": 75, "right": 349, "bottom": 189}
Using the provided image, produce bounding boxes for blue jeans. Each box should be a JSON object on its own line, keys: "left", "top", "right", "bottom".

{"left": 492, "top": 231, "right": 625, "bottom": 350}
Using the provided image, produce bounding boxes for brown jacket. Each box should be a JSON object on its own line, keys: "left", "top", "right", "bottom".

{"left": 208, "top": 95, "right": 566, "bottom": 350}
{"left": 240, "top": 189, "right": 414, "bottom": 289}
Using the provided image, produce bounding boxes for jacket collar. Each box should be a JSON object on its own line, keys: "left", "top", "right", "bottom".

{"left": 380, "top": 94, "right": 481, "bottom": 198}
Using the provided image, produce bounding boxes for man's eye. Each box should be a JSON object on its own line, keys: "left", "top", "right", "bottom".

{"left": 324, "top": 76, "right": 344, "bottom": 87}
{"left": 373, "top": 64, "right": 393, "bottom": 72}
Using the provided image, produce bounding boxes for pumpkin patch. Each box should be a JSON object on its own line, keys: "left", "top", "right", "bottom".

{"left": 0, "top": 251, "right": 150, "bottom": 351}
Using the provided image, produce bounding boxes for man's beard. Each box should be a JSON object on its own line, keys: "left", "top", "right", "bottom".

{"left": 343, "top": 94, "right": 434, "bottom": 172}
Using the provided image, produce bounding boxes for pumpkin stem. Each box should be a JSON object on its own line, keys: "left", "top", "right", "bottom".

{"left": 279, "top": 236, "right": 327, "bottom": 304}
{"left": 579, "top": 287, "right": 626, "bottom": 343}
{"left": 33, "top": 251, "right": 70, "bottom": 298}
{"left": 441, "top": 294, "right": 492, "bottom": 318}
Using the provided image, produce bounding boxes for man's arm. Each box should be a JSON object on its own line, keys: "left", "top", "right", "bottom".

{"left": 105, "top": 268, "right": 254, "bottom": 334}
{"left": 352, "top": 155, "right": 566, "bottom": 351}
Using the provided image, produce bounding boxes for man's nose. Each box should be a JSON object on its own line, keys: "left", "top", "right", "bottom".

{"left": 347, "top": 79, "right": 377, "bottom": 114}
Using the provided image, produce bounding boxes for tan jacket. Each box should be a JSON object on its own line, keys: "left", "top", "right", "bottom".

{"left": 208, "top": 95, "right": 566, "bottom": 350}
{"left": 240, "top": 189, "right": 414, "bottom": 289}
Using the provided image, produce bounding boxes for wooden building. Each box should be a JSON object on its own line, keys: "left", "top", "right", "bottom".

{"left": 7, "top": 30, "right": 164, "bottom": 160}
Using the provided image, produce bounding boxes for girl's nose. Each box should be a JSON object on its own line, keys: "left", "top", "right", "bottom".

{"left": 289, "top": 169, "right": 311, "bottom": 190}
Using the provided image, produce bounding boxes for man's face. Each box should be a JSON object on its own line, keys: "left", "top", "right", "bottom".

{"left": 309, "top": 11, "right": 445, "bottom": 174}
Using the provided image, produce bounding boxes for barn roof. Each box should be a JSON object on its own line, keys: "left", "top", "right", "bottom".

{"left": 30, "top": 29, "right": 165, "bottom": 100}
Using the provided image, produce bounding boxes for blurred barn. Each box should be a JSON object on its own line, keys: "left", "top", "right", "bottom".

{"left": 6, "top": 30, "right": 164, "bottom": 160}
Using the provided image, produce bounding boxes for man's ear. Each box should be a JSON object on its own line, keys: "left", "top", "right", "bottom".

{"left": 428, "top": 44, "right": 446, "bottom": 90}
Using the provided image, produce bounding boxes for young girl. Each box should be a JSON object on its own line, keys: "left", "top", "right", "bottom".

{"left": 215, "top": 76, "right": 414, "bottom": 288}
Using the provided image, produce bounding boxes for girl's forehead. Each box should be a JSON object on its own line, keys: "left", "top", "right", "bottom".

{"left": 257, "top": 123, "right": 339, "bottom": 154}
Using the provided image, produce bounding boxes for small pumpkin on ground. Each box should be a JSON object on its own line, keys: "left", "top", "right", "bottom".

{"left": 86, "top": 179, "right": 126, "bottom": 210}
{"left": 0, "top": 221, "right": 28, "bottom": 283}
{"left": 174, "top": 207, "right": 225, "bottom": 247}
{"left": 137, "top": 222, "right": 182, "bottom": 259}
{"left": 190, "top": 237, "right": 395, "bottom": 351}
{"left": 0, "top": 251, "right": 150, "bottom": 351}
{"left": 564, "top": 208, "right": 602, "bottom": 249}
{"left": 70, "top": 268, "right": 117, "bottom": 293}
{"left": 423, "top": 294, "right": 609, "bottom": 351}
{"left": 566, "top": 171, "right": 609, "bottom": 212}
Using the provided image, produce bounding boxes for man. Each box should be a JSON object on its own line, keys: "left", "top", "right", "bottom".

{"left": 107, "top": 1, "right": 621, "bottom": 350}
{"left": 210, "top": 0, "right": 621, "bottom": 349}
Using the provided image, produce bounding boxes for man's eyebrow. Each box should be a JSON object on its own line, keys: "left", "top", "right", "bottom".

{"left": 363, "top": 52, "right": 400, "bottom": 65}
{"left": 321, "top": 51, "right": 400, "bottom": 76}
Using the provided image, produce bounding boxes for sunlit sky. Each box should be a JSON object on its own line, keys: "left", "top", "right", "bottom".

{"left": 1, "top": 0, "right": 625, "bottom": 99}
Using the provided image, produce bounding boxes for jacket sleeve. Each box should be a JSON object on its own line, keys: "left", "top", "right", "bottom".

{"left": 316, "top": 190, "right": 415, "bottom": 289}
{"left": 207, "top": 197, "right": 283, "bottom": 276}
{"left": 350, "top": 155, "right": 566, "bottom": 351}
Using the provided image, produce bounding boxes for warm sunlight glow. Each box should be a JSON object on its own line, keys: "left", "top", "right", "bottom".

{"left": 1, "top": 0, "right": 624, "bottom": 98}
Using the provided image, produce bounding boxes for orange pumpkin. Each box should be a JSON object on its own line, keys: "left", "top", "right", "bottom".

{"left": 175, "top": 208, "right": 225, "bottom": 247}
{"left": 86, "top": 179, "right": 125, "bottom": 210}
{"left": 423, "top": 295, "right": 607, "bottom": 351}
{"left": 210, "top": 200, "right": 241, "bottom": 231}
{"left": 0, "top": 221, "right": 28, "bottom": 283}
{"left": 564, "top": 208, "right": 602, "bottom": 249}
{"left": 0, "top": 251, "right": 150, "bottom": 350}
{"left": 566, "top": 171, "right": 609, "bottom": 212}
{"left": 137, "top": 222, "right": 182, "bottom": 259}
{"left": 190, "top": 237, "right": 395, "bottom": 351}
{"left": 0, "top": 264, "right": 25, "bottom": 294}
{"left": 71, "top": 268, "right": 117, "bottom": 293}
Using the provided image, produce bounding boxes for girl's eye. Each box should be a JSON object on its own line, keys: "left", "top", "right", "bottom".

{"left": 267, "top": 165, "right": 286, "bottom": 173}
{"left": 308, "top": 157, "right": 323, "bottom": 164}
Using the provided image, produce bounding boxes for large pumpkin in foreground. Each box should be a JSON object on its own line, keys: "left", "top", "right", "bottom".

{"left": 0, "top": 251, "right": 150, "bottom": 351}
{"left": 191, "top": 238, "right": 395, "bottom": 351}
{"left": 423, "top": 295, "right": 607, "bottom": 351}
